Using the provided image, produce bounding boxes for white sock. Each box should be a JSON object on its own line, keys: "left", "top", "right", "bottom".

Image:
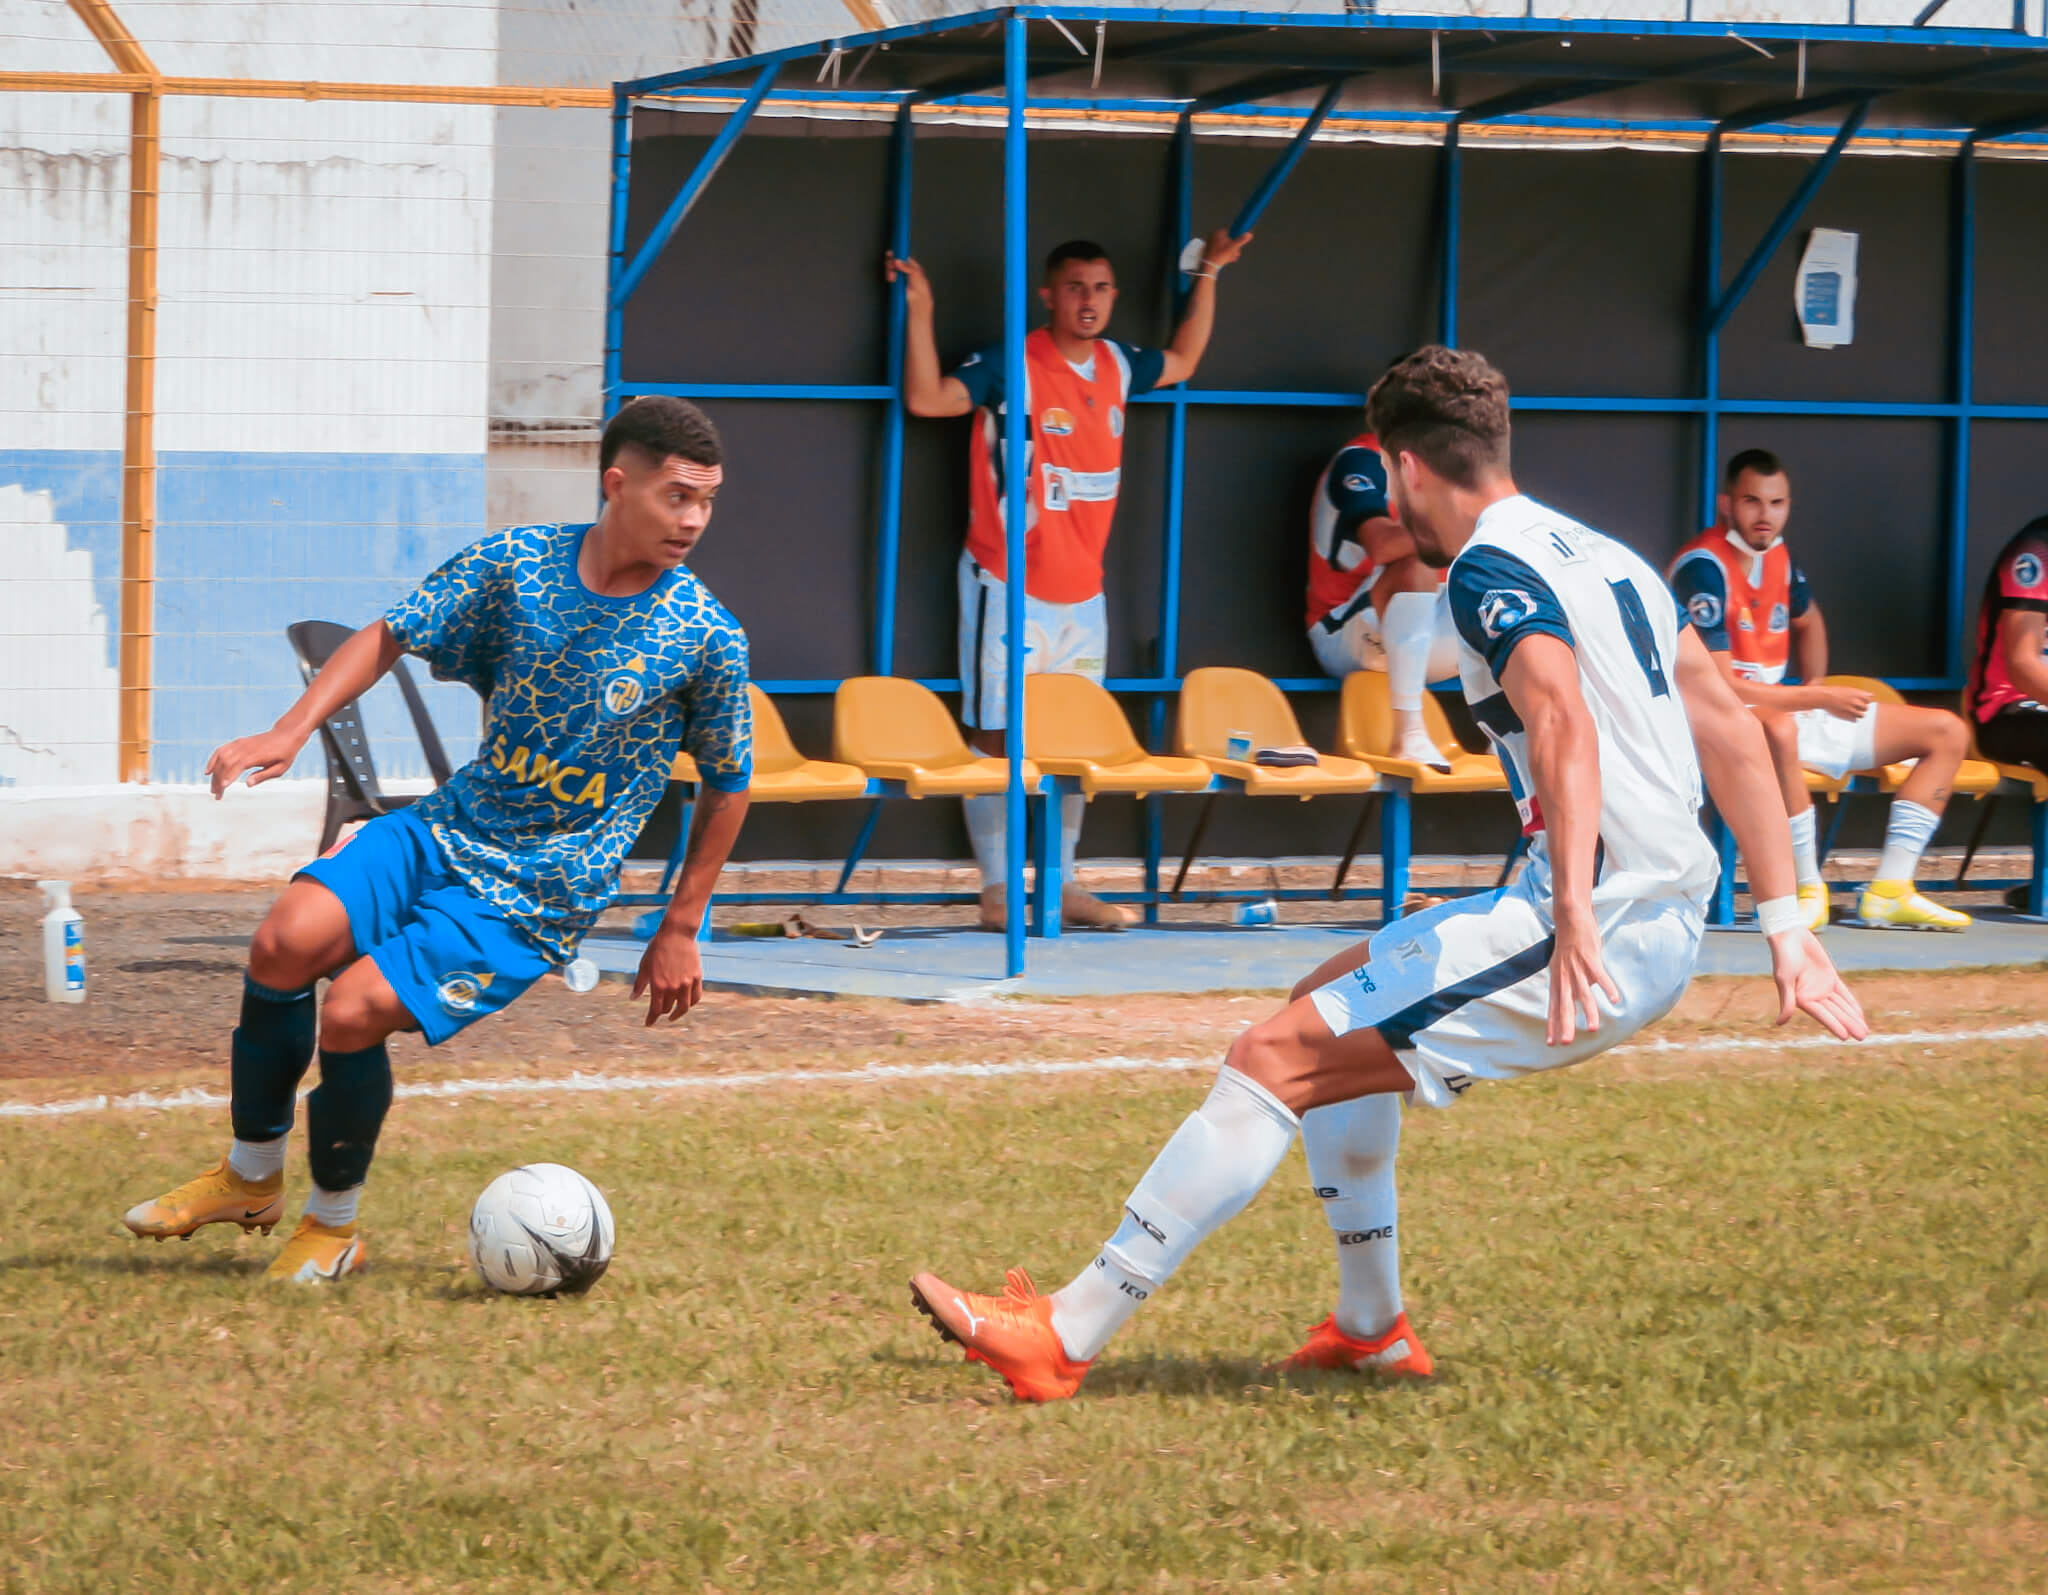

{"left": 964, "top": 794, "right": 1004, "bottom": 888}
{"left": 1300, "top": 1095, "right": 1404, "bottom": 1340}
{"left": 227, "top": 1137, "right": 286, "bottom": 1182}
{"left": 1380, "top": 590, "right": 1439, "bottom": 715}
{"left": 1050, "top": 1064, "right": 1300, "bottom": 1362}
{"left": 1787, "top": 804, "right": 1823, "bottom": 889}
{"left": 304, "top": 1184, "right": 361, "bottom": 1228}
{"left": 1876, "top": 799, "right": 1941, "bottom": 885}
{"left": 1060, "top": 792, "right": 1084, "bottom": 888}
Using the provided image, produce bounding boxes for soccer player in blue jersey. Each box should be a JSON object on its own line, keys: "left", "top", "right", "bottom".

{"left": 122, "top": 396, "right": 753, "bottom": 1282}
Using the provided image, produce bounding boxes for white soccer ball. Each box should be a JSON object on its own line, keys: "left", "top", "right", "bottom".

{"left": 468, "top": 1163, "right": 615, "bottom": 1296}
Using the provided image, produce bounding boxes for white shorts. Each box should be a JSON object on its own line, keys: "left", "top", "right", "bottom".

{"left": 1794, "top": 702, "right": 1880, "bottom": 781}
{"left": 1308, "top": 872, "right": 1705, "bottom": 1110}
{"left": 1308, "top": 587, "right": 1462, "bottom": 682}
{"left": 958, "top": 550, "right": 1106, "bottom": 731}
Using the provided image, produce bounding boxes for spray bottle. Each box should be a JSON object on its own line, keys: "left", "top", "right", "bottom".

{"left": 39, "top": 880, "right": 85, "bottom": 1003}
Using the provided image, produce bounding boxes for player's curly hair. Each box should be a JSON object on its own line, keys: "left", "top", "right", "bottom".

{"left": 1365, "top": 345, "right": 1511, "bottom": 489}
{"left": 600, "top": 394, "right": 723, "bottom": 473}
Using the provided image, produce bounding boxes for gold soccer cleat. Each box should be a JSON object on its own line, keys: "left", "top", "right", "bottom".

{"left": 123, "top": 1158, "right": 283, "bottom": 1241}
{"left": 263, "top": 1216, "right": 367, "bottom": 1284}
{"left": 1854, "top": 882, "right": 1971, "bottom": 932}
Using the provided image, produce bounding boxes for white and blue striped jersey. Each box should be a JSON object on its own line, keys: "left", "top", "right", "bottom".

{"left": 1445, "top": 495, "right": 1718, "bottom": 903}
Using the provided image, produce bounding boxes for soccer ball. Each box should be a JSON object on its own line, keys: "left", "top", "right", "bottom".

{"left": 468, "top": 1163, "right": 615, "bottom": 1296}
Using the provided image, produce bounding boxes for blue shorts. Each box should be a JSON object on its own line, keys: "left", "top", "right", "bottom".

{"left": 296, "top": 810, "right": 551, "bottom": 1046}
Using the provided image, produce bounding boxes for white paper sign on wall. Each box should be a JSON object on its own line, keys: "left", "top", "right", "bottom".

{"left": 1795, "top": 228, "right": 1858, "bottom": 349}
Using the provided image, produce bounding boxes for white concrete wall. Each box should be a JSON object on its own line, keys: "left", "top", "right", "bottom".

{"left": 0, "top": 1, "right": 499, "bottom": 792}
{"left": 0, "top": 778, "right": 431, "bottom": 883}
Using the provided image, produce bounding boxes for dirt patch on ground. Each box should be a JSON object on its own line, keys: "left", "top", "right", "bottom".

{"left": 3, "top": 880, "right": 2042, "bottom": 1104}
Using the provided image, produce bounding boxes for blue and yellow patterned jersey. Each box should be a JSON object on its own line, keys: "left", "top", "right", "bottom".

{"left": 385, "top": 521, "right": 751, "bottom": 961}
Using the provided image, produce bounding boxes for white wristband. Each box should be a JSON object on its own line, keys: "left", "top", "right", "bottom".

{"left": 1755, "top": 895, "right": 1804, "bottom": 939}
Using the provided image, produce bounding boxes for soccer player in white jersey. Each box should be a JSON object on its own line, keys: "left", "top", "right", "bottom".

{"left": 908, "top": 346, "right": 1869, "bottom": 1400}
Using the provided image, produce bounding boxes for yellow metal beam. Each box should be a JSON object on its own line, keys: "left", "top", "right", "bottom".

{"left": 118, "top": 83, "right": 159, "bottom": 782}
{"left": 67, "top": 0, "right": 156, "bottom": 76}
{"left": 0, "top": 69, "right": 608, "bottom": 107}
{"left": 67, "top": 2, "right": 164, "bottom": 779}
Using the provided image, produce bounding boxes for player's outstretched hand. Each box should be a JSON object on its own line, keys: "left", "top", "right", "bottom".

{"left": 634, "top": 924, "right": 705, "bottom": 1026}
{"left": 884, "top": 251, "right": 932, "bottom": 313}
{"left": 1546, "top": 911, "right": 1621, "bottom": 1047}
{"left": 1767, "top": 927, "right": 1870, "bottom": 1041}
{"left": 205, "top": 729, "right": 305, "bottom": 799}
{"left": 1200, "top": 227, "right": 1253, "bottom": 271}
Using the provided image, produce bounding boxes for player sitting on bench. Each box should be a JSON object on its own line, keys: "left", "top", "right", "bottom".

{"left": 1670, "top": 448, "right": 1972, "bottom": 932}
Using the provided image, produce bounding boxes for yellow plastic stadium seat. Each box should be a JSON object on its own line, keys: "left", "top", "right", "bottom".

{"left": 1822, "top": 675, "right": 2001, "bottom": 797}
{"left": 1174, "top": 668, "right": 1379, "bottom": 796}
{"left": 667, "top": 687, "right": 869, "bottom": 801}
{"left": 1023, "top": 675, "right": 1213, "bottom": 798}
{"left": 1336, "top": 672, "right": 1509, "bottom": 795}
{"left": 833, "top": 676, "right": 1041, "bottom": 798}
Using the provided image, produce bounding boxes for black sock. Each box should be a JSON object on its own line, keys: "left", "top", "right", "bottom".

{"left": 229, "top": 975, "right": 318, "bottom": 1144}
{"left": 306, "top": 1044, "right": 394, "bottom": 1194}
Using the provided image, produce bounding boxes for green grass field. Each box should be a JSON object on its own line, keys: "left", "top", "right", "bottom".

{"left": 3, "top": 1030, "right": 2045, "bottom": 1593}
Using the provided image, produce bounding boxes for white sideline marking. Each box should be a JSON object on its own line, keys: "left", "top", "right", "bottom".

{"left": 1, "top": 1022, "right": 2043, "bottom": 1122}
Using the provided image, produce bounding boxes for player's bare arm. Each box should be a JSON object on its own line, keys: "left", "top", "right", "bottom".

{"left": 205, "top": 619, "right": 404, "bottom": 798}
{"left": 1673, "top": 627, "right": 1869, "bottom": 1040}
{"left": 1157, "top": 227, "right": 1252, "bottom": 388}
{"left": 1710, "top": 640, "right": 1871, "bottom": 722}
{"left": 634, "top": 786, "right": 750, "bottom": 1026}
{"left": 1789, "top": 596, "right": 1830, "bottom": 688}
{"left": 1497, "top": 632, "right": 1618, "bottom": 1046}
{"left": 1358, "top": 513, "right": 1416, "bottom": 568}
{"left": 886, "top": 253, "right": 973, "bottom": 418}
{"left": 1998, "top": 607, "right": 2048, "bottom": 702}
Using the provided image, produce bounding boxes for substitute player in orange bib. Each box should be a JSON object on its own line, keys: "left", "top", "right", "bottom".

{"left": 1669, "top": 449, "right": 1973, "bottom": 931}
{"left": 887, "top": 231, "right": 1250, "bottom": 929}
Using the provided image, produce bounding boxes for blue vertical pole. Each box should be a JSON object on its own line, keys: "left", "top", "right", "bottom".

{"left": 1438, "top": 121, "right": 1461, "bottom": 347}
{"left": 876, "top": 102, "right": 915, "bottom": 674}
{"left": 1699, "top": 128, "right": 1723, "bottom": 531}
{"left": 1002, "top": 13, "right": 1030, "bottom": 976}
{"left": 1946, "top": 139, "right": 1977, "bottom": 681}
{"left": 604, "top": 87, "right": 632, "bottom": 427}
{"left": 1147, "top": 112, "right": 1195, "bottom": 927}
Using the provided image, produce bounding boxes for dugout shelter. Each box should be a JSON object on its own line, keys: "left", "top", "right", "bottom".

{"left": 606, "top": 5, "right": 2048, "bottom": 974}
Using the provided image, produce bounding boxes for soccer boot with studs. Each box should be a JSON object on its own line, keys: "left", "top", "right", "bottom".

{"left": 1274, "top": 1311, "right": 1435, "bottom": 1379}
{"left": 264, "top": 1216, "right": 367, "bottom": 1283}
{"left": 123, "top": 1157, "right": 283, "bottom": 1241}
{"left": 1798, "top": 882, "right": 1831, "bottom": 931}
{"left": 909, "top": 1265, "right": 1092, "bottom": 1403}
{"left": 1853, "top": 881, "right": 1971, "bottom": 932}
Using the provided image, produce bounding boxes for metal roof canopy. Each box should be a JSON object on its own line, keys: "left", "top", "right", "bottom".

{"left": 606, "top": 8, "right": 2048, "bottom": 971}
{"left": 621, "top": 6, "right": 2048, "bottom": 140}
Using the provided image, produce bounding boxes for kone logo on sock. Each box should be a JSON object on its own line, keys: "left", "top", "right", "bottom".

{"left": 436, "top": 970, "right": 494, "bottom": 1015}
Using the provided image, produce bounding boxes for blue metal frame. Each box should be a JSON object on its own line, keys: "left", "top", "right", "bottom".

{"left": 1002, "top": 11, "right": 1031, "bottom": 977}
{"left": 604, "top": 5, "right": 2048, "bottom": 964}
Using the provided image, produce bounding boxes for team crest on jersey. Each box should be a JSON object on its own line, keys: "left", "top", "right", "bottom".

{"left": 436, "top": 970, "right": 494, "bottom": 1016}
{"left": 1769, "top": 603, "right": 1789, "bottom": 633}
{"left": 1477, "top": 588, "right": 1538, "bottom": 639}
{"left": 1686, "top": 593, "right": 1723, "bottom": 630}
{"left": 2015, "top": 552, "right": 2045, "bottom": 589}
{"left": 1040, "top": 407, "right": 1076, "bottom": 437}
{"left": 599, "top": 657, "right": 648, "bottom": 720}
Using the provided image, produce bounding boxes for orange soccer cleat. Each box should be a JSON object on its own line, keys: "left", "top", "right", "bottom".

{"left": 909, "top": 1266, "right": 1093, "bottom": 1403}
{"left": 1275, "top": 1311, "right": 1435, "bottom": 1379}
{"left": 122, "top": 1157, "right": 283, "bottom": 1241}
